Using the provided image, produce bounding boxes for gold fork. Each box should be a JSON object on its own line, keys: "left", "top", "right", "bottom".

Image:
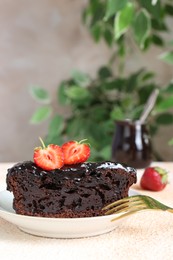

{"left": 102, "top": 195, "right": 173, "bottom": 222}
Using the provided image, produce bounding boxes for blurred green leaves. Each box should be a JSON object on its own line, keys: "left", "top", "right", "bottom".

{"left": 30, "top": 106, "right": 52, "bottom": 124}
{"left": 133, "top": 9, "right": 151, "bottom": 49}
{"left": 29, "top": 86, "right": 52, "bottom": 124}
{"left": 155, "top": 96, "right": 173, "bottom": 113}
{"left": 29, "top": 0, "right": 173, "bottom": 161}
{"left": 30, "top": 66, "right": 173, "bottom": 161}
{"left": 71, "top": 70, "right": 91, "bottom": 87}
{"left": 29, "top": 86, "right": 50, "bottom": 103}
{"left": 114, "top": 3, "right": 134, "bottom": 40}
{"left": 65, "top": 86, "right": 91, "bottom": 101}
{"left": 104, "top": 0, "right": 128, "bottom": 21}
{"left": 169, "top": 138, "right": 173, "bottom": 146}
{"left": 83, "top": 0, "right": 172, "bottom": 52}
{"left": 160, "top": 51, "right": 173, "bottom": 65}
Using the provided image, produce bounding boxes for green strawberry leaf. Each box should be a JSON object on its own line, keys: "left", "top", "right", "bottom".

{"left": 154, "top": 167, "right": 167, "bottom": 175}
{"left": 162, "top": 174, "right": 168, "bottom": 184}
{"left": 154, "top": 167, "right": 168, "bottom": 183}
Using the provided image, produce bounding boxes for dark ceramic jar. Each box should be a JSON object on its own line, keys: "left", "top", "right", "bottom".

{"left": 111, "top": 120, "right": 152, "bottom": 169}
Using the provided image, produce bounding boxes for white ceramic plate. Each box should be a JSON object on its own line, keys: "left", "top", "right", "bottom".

{"left": 0, "top": 189, "right": 138, "bottom": 238}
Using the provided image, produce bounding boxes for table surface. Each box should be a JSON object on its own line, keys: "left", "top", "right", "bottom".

{"left": 0, "top": 162, "right": 173, "bottom": 260}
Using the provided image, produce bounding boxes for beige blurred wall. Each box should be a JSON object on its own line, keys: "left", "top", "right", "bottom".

{"left": 0, "top": 0, "right": 172, "bottom": 162}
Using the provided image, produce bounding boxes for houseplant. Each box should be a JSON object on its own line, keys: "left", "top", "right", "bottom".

{"left": 30, "top": 0, "right": 173, "bottom": 161}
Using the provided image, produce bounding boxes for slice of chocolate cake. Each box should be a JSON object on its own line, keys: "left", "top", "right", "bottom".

{"left": 6, "top": 161, "right": 137, "bottom": 218}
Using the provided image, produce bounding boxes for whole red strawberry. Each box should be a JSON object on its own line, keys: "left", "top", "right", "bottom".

{"left": 62, "top": 139, "right": 90, "bottom": 165}
{"left": 34, "top": 138, "right": 64, "bottom": 170}
{"left": 140, "top": 166, "right": 168, "bottom": 191}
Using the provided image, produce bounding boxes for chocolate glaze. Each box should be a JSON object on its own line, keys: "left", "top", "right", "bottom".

{"left": 7, "top": 161, "right": 137, "bottom": 218}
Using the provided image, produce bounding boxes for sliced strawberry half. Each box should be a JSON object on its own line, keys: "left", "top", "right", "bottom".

{"left": 33, "top": 138, "right": 64, "bottom": 170}
{"left": 62, "top": 140, "right": 90, "bottom": 165}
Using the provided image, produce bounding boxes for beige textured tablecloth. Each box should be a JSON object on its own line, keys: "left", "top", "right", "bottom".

{"left": 0, "top": 162, "right": 173, "bottom": 260}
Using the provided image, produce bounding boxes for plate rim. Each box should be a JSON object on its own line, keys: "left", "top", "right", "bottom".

{"left": 0, "top": 189, "right": 139, "bottom": 238}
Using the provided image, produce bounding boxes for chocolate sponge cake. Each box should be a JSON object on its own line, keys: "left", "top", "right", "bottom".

{"left": 6, "top": 161, "right": 137, "bottom": 218}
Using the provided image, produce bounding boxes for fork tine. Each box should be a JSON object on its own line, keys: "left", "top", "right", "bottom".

{"left": 103, "top": 195, "right": 173, "bottom": 221}
{"left": 111, "top": 208, "right": 149, "bottom": 222}
{"left": 103, "top": 198, "right": 130, "bottom": 211}
{"left": 104, "top": 201, "right": 147, "bottom": 215}
{"left": 103, "top": 201, "right": 133, "bottom": 214}
{"left": 110, "top": 204, "right": 165, "bottom": 222}
{"left": 103, "top": 196, "right": 141, "bottom": 211}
